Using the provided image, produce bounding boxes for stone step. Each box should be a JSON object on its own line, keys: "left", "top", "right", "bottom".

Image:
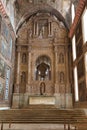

{"left": 23, "top": 105, "right": 57, "bottom": 109}
{"left": 0, "top": 106, "right": 87, "bottom": 124}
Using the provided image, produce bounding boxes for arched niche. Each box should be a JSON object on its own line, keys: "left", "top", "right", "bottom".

{"left": 35, "top": 55, "right": 51, "bottom": 81}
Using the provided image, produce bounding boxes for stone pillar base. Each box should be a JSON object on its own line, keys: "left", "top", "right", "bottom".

{"left": 54, "top": 93, "right": 73, "bottom": 108}
{"left": 12, "top": 93, "right": 20, "bottom": 108}
{"left": 26, "top": 84, "right": 31, "bottom": 94}
{"left": 12, "top": 93, "right": 29, "bottom": 108}
{"left": 66, "top": 93, "right": 73, "bottom": 108}
{"left": 23, "top": 93, "right": 29, "bottom": 107}
{"left": 55, "top": 84, "right": 59, "bottom": 93}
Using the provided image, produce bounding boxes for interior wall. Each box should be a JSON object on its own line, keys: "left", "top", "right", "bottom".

{"left": 71, "top": 3, "right": 87, "bottom": 106}
{"left": 0, "top": 16, "right": 15, "bottom": 107}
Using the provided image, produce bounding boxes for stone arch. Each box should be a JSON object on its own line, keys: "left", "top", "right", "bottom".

{"left": 16, "top": 4, "right": 69, "bottom": 33}
{"left": 35, "top": 55, "right": 51, "bottom": 81}
{"left": 36, "top": 55, "right": 51, "bottom": 66}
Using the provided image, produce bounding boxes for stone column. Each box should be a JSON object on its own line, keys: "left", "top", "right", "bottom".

{"left": 14, "top": 46, "right": 21, "bottom": 93}
{"left": 48, "top": 20, "right": 51, "bottom": 36}
{"left": 54, "top": 46, "right": 59, "bottom": 93}
{"left": 34, "top": 22, "right": 35, "bottom": 36}
{"left": 26, "top": 46, "right": 32, "bottom": 94}
{"left": 65, "top": 46, "right": 70, "bottom": 93}
{"left": 65, "top": 46, "right": 72, "bottom": 108}
{"left": 12, "top": 46, "right": 21, "bottom": 108}
{"left": 36, "top": 22, "right": 38, "bottom": 36}
{"left": 54, "top": 46, "right": 61, "bottom": 108}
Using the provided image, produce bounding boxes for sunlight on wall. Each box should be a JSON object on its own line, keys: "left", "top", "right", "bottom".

{"left": 82, "top": 8, "right": 87, "bottom": 43}
{"left": 0, "top": 107, "right": 10, "bottom": 110}
{"left": 85, "top": 53, "right": 87, "bottom": 87}
{"left": 72, "top": 35, "right": 76, "bottom": 61}
{"left": 74, "top": 66, "right": 79, "bottom": 101}
{"left": 85, "top": 53, "right": 87, "bottom": 72}
{"left": 71, "top": 4, "right": 77, "bottom": 61}
{"left": 71, "top": 4, "right": 75, "bottom": 23}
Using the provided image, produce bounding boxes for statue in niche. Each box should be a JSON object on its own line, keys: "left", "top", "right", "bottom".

{"left": 38, "top": 19, "right": 48, "bottom": 38}
{"left": 59, "top": 53, "right": 64, "bottom": 63}
{"left": 21, "top": 72, "right": 26, "bottom": 83}
{"left": 40, "top": 82, "right": 45, "bottom": 95}
{"left": 60, "top": 72, "right": 64, "bottom": 83}
{"left": 28, "top": 28, "right": 32, "bottom": 38}
{"left": 22, "top": 53, "right": 26, "bottom": 63}
{"left": 39, "top": 26, "right": 44, "bottom": 39}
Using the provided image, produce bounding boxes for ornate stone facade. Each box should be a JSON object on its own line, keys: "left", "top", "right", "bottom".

{"left": 13, "top": 12, "right": 72, "bottom": 108}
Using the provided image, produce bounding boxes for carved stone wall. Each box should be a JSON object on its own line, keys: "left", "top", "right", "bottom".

{"left": 13, "top": 12, "right": 72, "bottom": 108}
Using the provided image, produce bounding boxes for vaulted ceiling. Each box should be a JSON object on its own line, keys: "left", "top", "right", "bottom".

{"left": 0, "top": 0, "right": 80, "bottom": 34}
{"left": 14, "top": 0, "right": 72, "bottom": 33}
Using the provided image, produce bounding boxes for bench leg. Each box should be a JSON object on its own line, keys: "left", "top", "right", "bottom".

{"left": 1, "top": 123, "right": 3, "bottom": 130}
{"left": 68, "top": 124, "right": 70, "bottom": 130}
{"left": 64, "top": 123, "right": 66, "bottom": 130}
